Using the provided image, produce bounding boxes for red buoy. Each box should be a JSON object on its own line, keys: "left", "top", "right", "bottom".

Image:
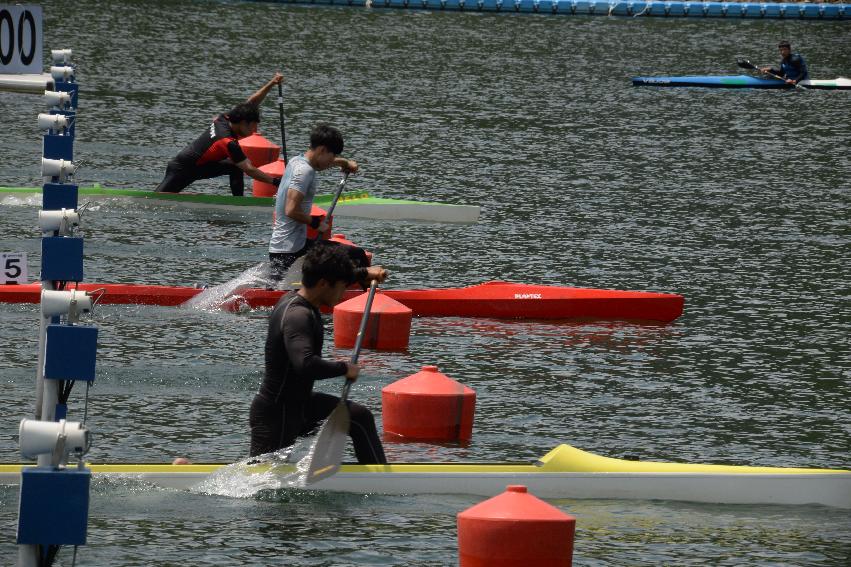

{"left": 457, "top": 485, "right": 576, "bottom": 567}
{"left": 382, "top": 365, "right": 475, "bottom": 442}
{"left": 306, "top": 205, "right": 332, "bottom": 240}
{"left": 252, "top": 158, "right": 284, "bottom": 197}
{"left": 328, "top": 233, "right": 373, "bottom": 265}
{"left": 333, "top": 291, "right": 412, "bottom": 350}
{"left": 239, "top": 133, "right": 281, "bottom": 168}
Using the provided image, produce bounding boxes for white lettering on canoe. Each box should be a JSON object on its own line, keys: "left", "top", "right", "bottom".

{"left": 514, "top": 293, "right": 542, "bottom": 299}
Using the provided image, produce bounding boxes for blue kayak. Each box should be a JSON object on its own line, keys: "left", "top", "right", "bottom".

{"left": 632, "top": 75, "right": 851, "bottom": 90}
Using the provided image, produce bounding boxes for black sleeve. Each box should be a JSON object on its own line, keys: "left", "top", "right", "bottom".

{"left": 282, "top": 305, "right": 347, "bottom": 380}
{"left": 228, "top": 139, "right": 248, "bottom": 164}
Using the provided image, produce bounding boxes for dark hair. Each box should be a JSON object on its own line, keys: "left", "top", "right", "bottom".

{"left": 301, "top": 241, "right": 355, "bottom": 288}
{"left": 309, "top": 123, "right": 344, "bottom": 155}
{"left": 778, "top": 40, "right": 791, "bottom": 49}
{"left": 227, "top": 102, "right": 260, "bottom": 124}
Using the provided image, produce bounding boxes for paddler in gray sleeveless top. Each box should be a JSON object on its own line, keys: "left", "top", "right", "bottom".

{"left": 268, "top": 123, "right": 358, "bottom": 282}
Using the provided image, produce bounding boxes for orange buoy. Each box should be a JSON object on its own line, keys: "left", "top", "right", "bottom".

{"left": 382, "top": 365, "right": 475, "bottom": 442}
{"left": 328, "top": 233, "right": 373, "bottom": 265}
{"left": 328, "top": 233, "right": 354, "bottom": 247}
{"left": 457, "top": 485, "right": 576, "bottom": 567}
{"left": 333, "top": 291, "right": 412, "bottom": 351}
{"left": 239, "top": 133, "right": 281, "bottom": 168}
{"left": 252, "top": 158, "right": 284, "bottom": 197}
{"left": 306, "top": 205, "right": 331, "bottom": 240}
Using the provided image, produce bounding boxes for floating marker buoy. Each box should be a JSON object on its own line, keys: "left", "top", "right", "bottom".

{"left": 240, "top": 133, "right": 280, "bottom": 168}
{"left": 328, "top": 233, "right": 354, "bottom": 247}
{"left": 252, "top": 158, "right": 284, "bottom": 198}
{"left": 333, "top": 292, "right": 412, "bottom": 350}
{"left": 382, "top": 365, "right": 475, "bottom": 442}
{"left": 328, "top": 233, "right": 373, "bottom": 265}
{"left": 306, "top": 205, "right": 330, "bottom": 240}
{"left": 457, "top": 485, "right": 576, "bottom": 567}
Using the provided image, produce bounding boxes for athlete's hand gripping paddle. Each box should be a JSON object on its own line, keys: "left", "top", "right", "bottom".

{"left": 305, "top": 279, "right": 378, "bottom": 484}
{"left": 283, "top": 172, "right": 351, "bottom": 288}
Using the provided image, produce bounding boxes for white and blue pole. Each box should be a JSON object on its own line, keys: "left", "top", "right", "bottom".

{"left": 10, "top": 35, "right": 97, "bottom": 567}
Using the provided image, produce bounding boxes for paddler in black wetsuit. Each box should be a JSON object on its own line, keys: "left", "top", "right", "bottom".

{"left": 760, "top": 40, "right": 809, "bottom": 86}
{"left": 249, "top": 242, "right": 389, "bottom": 463}
{"left": 154, "top": 73, "right": 283, "bottom": 196}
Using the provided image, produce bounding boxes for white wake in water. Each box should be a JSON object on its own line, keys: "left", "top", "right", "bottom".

{"left": 191, "top": 438, "right": 318, "bottom": 498}
{"left": 181, "top": 262, "right": 272, "bottom": 311}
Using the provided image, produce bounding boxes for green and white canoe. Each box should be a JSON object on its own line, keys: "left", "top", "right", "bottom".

{"left": 0, "top": 186, "right": 480, "bottom": 224}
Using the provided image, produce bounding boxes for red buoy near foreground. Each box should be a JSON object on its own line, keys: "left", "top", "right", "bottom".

{"left": 457, "top": 485, "right": 576, "bottom": 567}
{"left": 240, "top": 133, "right": 281, "bottom": 169}
{"left": 333, "top": 292, "right": 412, "bottom": 350}
{"left": 382, "top": 365, "right": 475, "bottom": 442}
{"left": 252, "top": 158, "right": 284, "bottom": 197}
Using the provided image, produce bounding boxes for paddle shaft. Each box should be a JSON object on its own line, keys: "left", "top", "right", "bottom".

{"left": 324, "top": 172, "right": 349, "bottom": 223}
{"left": 340, "top": 279, "right": 378, "bottom": 402}
{"left": 308, "top": 171, "right": 349, "bottom": 243}
{"left": 277, "top": 82, "right": 288, "bottom": 164}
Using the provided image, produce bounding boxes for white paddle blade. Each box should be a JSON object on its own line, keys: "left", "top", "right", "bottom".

{"left": 305, "top": 402, "right": 350, "bottom": 484}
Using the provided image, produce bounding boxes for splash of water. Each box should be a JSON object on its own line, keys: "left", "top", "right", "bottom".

{"left": 182, "top": 262, "right": 272, "bottom": 311}
{"left": 190, "top": 437, "right": 318, "bottom": 498}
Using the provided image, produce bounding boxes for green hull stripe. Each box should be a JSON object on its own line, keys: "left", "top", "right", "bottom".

{"left": 0, "top": 186, "right": 471, "bottom": 209}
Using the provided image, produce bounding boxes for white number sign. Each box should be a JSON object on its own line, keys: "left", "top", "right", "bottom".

{"left": 0, "top": 5, "right": 42, "bottom": 74}
{"left": 1, "top": 252, "right": 28, "bottom": 284}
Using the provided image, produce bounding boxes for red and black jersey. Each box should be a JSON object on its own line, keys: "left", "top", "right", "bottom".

{"left": 175, "top": 113, "right": 248, "bottom": 167}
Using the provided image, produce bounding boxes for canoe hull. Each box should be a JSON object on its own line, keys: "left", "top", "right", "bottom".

{"left": 0, "top": 186, "right": 480, "bottom": 223}
{"left": 632, "top": 75, "right": 851, "bottom": 90}
{"left": 3, "top": 445, "right": 845, "bottom": 507}
{"left": 0, "top": 281, "right": 684, "bottom": 322}
{"left": 0, "top": 467, "right": 847, "bottom": 508}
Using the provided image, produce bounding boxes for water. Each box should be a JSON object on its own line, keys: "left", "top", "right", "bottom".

{"left": 1, "top": 0, "right": 850, "bottom": 564}
{"left": 183, "top": 262, "right": 271, "bottom": 311}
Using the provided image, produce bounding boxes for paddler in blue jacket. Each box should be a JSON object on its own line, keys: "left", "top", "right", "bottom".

{"left": 249, "top": 243, "right": 388, "bottom": 463}
{"left": 760, "top": 40, "right": 808, "bottom": 86}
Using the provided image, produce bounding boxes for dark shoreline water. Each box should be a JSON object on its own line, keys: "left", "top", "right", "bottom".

{"left": 1, "top": 1, "right": 849, "bottom": 564}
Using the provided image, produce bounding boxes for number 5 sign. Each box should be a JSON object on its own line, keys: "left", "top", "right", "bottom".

{"left": 2, "top": 252, "right": 28, "bottom": 284}
{"left": 0, "top": 5, "right": 42, "bottom": 74}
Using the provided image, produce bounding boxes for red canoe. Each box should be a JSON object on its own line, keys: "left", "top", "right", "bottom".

{"left": 0, "top": 281, "right": 684, "bottom": 322}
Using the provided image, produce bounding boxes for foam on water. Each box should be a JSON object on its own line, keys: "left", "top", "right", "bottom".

{"left": 0, "top": 194, "right": 42, "bottom": 207}
{"left": 190, "top": 438, "right": 317, "bottom": 498}
{"left": 181, "top": 262, "right": 272, "bottom": 312}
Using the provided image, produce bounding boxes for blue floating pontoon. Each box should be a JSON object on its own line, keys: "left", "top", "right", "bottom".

{"left": 267, "top": 0, "right": 850, "bottom": 20}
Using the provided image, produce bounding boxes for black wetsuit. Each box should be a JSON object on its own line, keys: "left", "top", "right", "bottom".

{"left": 155, "top": 114, "right": 248, "bottom": 196}
{"left": 770, "top": 53, "right": 809, "bottom": 83}
{"left": 248, "top": 291, "right": 387, "bottom": 463}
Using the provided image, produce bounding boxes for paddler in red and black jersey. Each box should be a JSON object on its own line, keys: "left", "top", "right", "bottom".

{"left": 154, "top": 73, "right": 283, "bottom": 196}
{"left": 249, "top": 242, "right": 389, "bottom": 463}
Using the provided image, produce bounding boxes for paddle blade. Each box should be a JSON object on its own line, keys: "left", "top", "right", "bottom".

{"left": 305, "top": 402, "right": 350, "bottom": 484}
{"left": 281, "top": 256, "right": 305, "bottom": 289}
{"left": 736, "top": 58, "right": 756, "bottom": 70}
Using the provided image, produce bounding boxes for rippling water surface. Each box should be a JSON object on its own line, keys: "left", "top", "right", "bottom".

{"left": 1, "top": 1, "right": 849, "bottom": 564}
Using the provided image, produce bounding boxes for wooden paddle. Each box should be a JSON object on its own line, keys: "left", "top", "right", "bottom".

{"left": 736, "top": 58, "right": 807, "bottom": 90}
{"left": 305, "top": 279, "right": 378, "bottom": 484}
{"left": 281, "top": 172, "right": 350, "bottom": 288}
